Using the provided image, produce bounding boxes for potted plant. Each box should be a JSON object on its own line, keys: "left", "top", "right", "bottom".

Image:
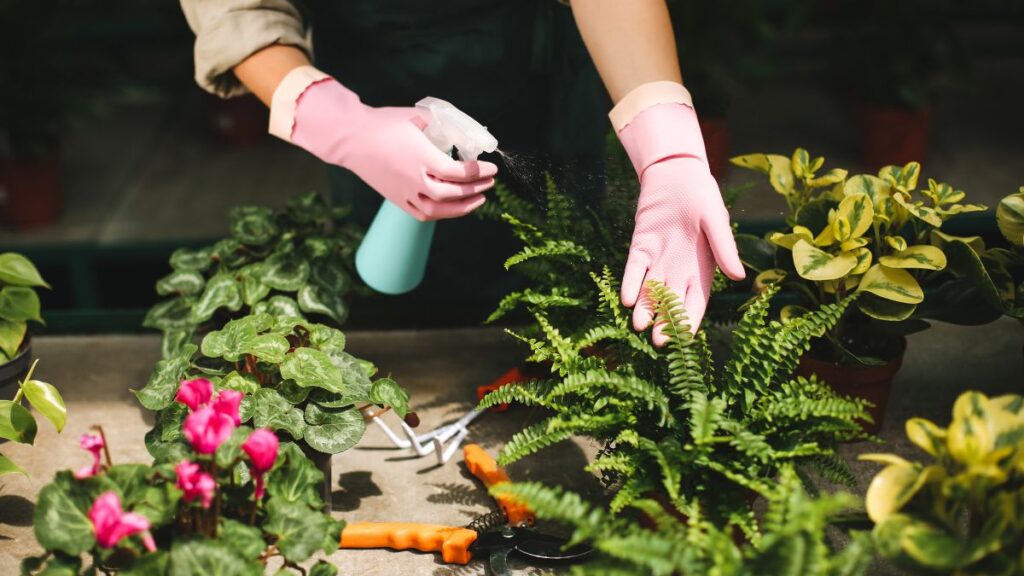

{"left": 861, "top": 390, "right": 1024, "bottom": 574}
{"left": 481, "top": 271, "right": 869, "bottom": 534}
{"left": 0, "top": 0, "right": 69, "bottom": 229}
{"left": 136, "top": 312, "right": 409, "bottom": 509}
{"left": 0, "top": 252, "right": 49, "bottom": 390}
{"left": 731, "top": 149, "right": 991, "bottom": 431}
{"left": 145, "top": 192, "right": 364, "bottom": 358}
{"left": 494, "top": 465, "right": 873, "bottom": 575}
{"left": 22, "top": 418, "right": 344, "bottom": 574}
{"left": 0, "top": 360, "right": 65, "bottom": 475}
{"left": 943, "top": 187, "right": 1024, "bottom": 359}
{"left": 830, "top": 0, "right": 965, "bottom": 168}
{"left": 665, "top": 0, "right": 776, "bottom": 179}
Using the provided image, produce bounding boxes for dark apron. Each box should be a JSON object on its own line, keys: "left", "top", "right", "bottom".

{"left": 301, "top": 0, "right": 608, "bottom": 325}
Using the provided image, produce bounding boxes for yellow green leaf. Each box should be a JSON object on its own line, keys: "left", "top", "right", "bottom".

{"left": 822, "top": 275, "right": 861, "bottom": 294}
{"left": 857, "top": 264, "right": 924, "bottom": 304}
{"left": 792, "top": 148, "right": 810, "bottom": 178}
{"left": 948, "top": 392, "right": 994, "bottom": 464}
{"left": 930, "top": 230, "right": 985, "bottom": 254}
{"left": 905, "top": 418, "right": 947, "bottom": 456}
{"left": 879, "top": 245, "right": 947, "bottom": 271}
{"left": 832, "top": 216, "right": 852, "bottom": 242}
{"left": 836, "top": 193, "right": 874, "bottom": 239}
{"left": 841, "top": 237, "right": 869, "bottom": 251}
{"left": 844, "top": 174, "right": 891, "bottom": 207}
{"left": 880, "top": 162, "right": 921, "bottom": 191}
{"left": 754, "top": 269, "right": 787, "bottom": 292}
{"left": 924, "top": 179, "right": 965, "bottom": 206}
{"left": 769, "top": 226, "right": 813, "bottom": 250}
{"left": 996, "top": 188, "right": 1024, "bottom": 247}
{"left": 937, "top": 203, "right": 986, "bottom": 217}
{"left": 857, "top": 293, "right": 918, "bottom": 321}
{"left": 792, "top": 239, "right": 858, "bottom": 281}
{"left": 813, "top": 224, "right": 836, "bottom": 247}
{"left": 886, "top": 236, "right": 908, "bottom": 252}
{"left": 808, "top": 168, "right": 848, "bottom": 188}
{"left": 894, "top": 193, "right": 943, "bottom": 227}
{"left": 860, "top": 453, "right": 913, "bottom": 467}
{"left": 850, "top": 247, "right": 873, "bottom": 275}
{"left": 730, "top": 153, "right": 794, "bottom": 195}
{"left": 810, "top": 156, "right": 825, "bottom": 173}
{"left": 864, "top": 462, "right": 925, "bottom": 523}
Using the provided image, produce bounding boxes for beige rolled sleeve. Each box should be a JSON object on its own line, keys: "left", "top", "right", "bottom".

{"left": 181, "top": 0, "right": 314, "bottom": 98}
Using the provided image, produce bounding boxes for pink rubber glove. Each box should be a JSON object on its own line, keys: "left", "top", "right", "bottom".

{"left": 614, "top": 83, "right": 745, "bottom": 344}
{"left": 269, "top": 66, "right": 496, "bottom": 221}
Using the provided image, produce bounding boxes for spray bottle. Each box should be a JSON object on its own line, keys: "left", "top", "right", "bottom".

{"left": 355, "top": 97, "right": 499, "bottom": 295}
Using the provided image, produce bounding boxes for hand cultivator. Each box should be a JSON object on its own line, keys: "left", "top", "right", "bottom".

{"left": 362, "top": 367, "right": 535, "bottom": 464}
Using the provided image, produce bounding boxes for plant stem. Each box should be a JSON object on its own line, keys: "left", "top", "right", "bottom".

{"left": 95, "top": 426, "right": 113, "bottom": 467}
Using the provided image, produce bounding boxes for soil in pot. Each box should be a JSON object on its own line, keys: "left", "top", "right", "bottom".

{"left": 856, "top": 105, "right": 933, "bottom": 169}
{"left": 698, "top": 116, "right": 730, "bottom": 181}
{"left": 795, "top": 338, "right": 907, "bottom": 435}
{"left": 0, "top": 150, "right": 61, "bottom": 230}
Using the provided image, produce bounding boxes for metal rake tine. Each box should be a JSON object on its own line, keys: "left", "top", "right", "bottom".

{"left": 371, "top": 416, "right": 413, "bottom": 449}
{"left": 400, "top": 419, "right": 439, "bottom": 456}
{"left": 433, "top": 426, "right": 471, "bottom": 464}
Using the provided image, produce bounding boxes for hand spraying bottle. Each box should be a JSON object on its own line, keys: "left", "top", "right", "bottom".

{"left": 355, "top": 97, "right": 499, "bottom": 295}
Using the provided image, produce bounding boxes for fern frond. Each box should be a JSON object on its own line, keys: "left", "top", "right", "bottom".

{"left": 609, "top": 474, "right": 655, "bottom": 514}
{"left": 486, "top": 288, "right": 584, "bottom": 323}
{"left": 504, "top": 239, "right": 591, "bottom": 270}
{"left": 547, "top": 370, "right": 673, "bottom": 427}
{"left": 477, "top": 379, "right": 555, "bottom": 410}
{"left": 498, "top": 413, "right": 621, "bottom": 465}
{"left": 810, "top": 453, "right": 857, "bottom": 487}
{"left": 689, "top": 392, "right": 726, "bottom": 444}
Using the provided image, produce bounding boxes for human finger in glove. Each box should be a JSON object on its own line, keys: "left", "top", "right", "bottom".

{"left": 613, "top": 82, "right": 746, "bottom": 345}
{"left": 268, "top": 66, "right": 497, "bottom": 222}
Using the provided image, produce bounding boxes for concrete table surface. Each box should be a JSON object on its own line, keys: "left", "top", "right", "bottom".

{"left": 1, "top": 320, "right": 1022, "bottom": 575}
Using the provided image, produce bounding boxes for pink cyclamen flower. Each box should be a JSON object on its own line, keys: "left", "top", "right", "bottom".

{"left": 242, "top": 429, "right": 279, "bottom": 500}
{"left": 74, "top": 433, "right": 105, "bottom": 479}
{"left": 174, "top": 460, "right": 216, "bottom": 509}
{"left": 182, "top": 407, "right": 235, "bottom": 455}
{"left": 211, "top": 389, "right": 243, "bottom": 426}
{"left": 88, "top": 491, "right": 156, "bottom": 552}
{"left": 175, "top": 378, "right": 214, "bottom": 411}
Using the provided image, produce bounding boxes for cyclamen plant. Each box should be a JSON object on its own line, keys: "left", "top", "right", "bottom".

{"left": 137, "top": 313, "right": 409, "bottom": 469}
{"left": 144, "top": 192, "right": 364, "bottom": 359}
{"left": 24, "top": 379, "right": 343, "bottom": 576}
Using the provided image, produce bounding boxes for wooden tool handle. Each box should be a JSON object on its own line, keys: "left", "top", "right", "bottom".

{"left": 340, "top": 522, "right": 478, "bottom": 565}
{"left": 464, "top": 444, "right": 536, "bottom": 527}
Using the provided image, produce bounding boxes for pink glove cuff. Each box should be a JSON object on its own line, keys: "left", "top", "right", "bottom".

{"left": 609, "top": 81, "right": 694, "bottom": 132}
{"left": 616, "top": 102, "right": 708, "bottom": 179}
{"left": 268, "top": 65, "right": 332, "bottom": 141}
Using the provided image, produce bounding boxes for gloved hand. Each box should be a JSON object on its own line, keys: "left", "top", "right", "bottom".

{"left": 269, "top": 66, "right": 496, "bottom": 221}
{"left": 614, "top": 83, "right": 745, "bottom": 345}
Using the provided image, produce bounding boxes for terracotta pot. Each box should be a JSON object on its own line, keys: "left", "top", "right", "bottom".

{"left": 698, "top": 116, "right": 730, "bottom": 181}
{"left": 210, "top": 94, "right": 268, "bottom": 147}
{"left": 856, "top": 105, "right": 933, "bottom": 169}
{"left": 0, "top": 150, "right": 61, "bottom": 230}
{"left": 795, "top": 338, "right": 907, "bottom": 435}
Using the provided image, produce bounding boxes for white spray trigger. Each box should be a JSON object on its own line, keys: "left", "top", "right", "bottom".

{"left": 416, "top": 97, "right": 499, "bottom": 161}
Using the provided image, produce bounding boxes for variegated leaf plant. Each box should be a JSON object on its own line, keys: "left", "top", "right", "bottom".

{"left": 861, "top": 391, "right": 1024, "bottom": 574}
{"left": 732, "top": 149, "right": 992, "bottom": 365}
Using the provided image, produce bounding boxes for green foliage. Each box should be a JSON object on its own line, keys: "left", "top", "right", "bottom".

{"left": 138, "top": 313, "right": 406, "bottom": 458}
{"left": 0, "top": 360, "right": 65, "bottom": 477}
{"left": 0, "top": 252, "right": 48, "bottom": 360}
{"left": 862, "top": 391, "right": 1024, "bottom": 574}
{"left": 732, "top": 149, "right": 996, "bottom": 365}
{"left": 24, "top": 435, "right": 342, "bottom": 575}
{"left": 144, "top": 192, "right": 364, "bottom": 358}
{"left": 494, "top": 466, "right": 872, "bottom": 576}
{"left": 483, "top": 269, "right": 869, "bottom": 535}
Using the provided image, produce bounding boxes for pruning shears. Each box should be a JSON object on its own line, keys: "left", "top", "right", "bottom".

{"left": 339, "top": 444, "right": 591, "bottom": 574}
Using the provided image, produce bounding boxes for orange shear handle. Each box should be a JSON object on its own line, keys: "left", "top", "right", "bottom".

{"left": 340, "top": 522, "right": 478, "bottom": 565}
{"left": 464, "top": 444, "right": 536, "bottom": 527}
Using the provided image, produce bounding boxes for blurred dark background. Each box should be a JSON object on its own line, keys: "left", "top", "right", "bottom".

{"left": 0, "top": 0, "right": 1022, "bottom": 333}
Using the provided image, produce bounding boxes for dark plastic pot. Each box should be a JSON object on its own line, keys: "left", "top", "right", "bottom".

{"left": 0, "top": 150, "right": 61, "bottom": 230}
{"left": 698, "top": 116, "right": 730, "bottom": 181}
{"left": 302, "top": 445, "right": 333, "bottom": 512}
{"left": 0, "top": 338, "right": 31, "bottom": 395}
{"left": 856, "top": 105, "right": 933, "bottom": 169}
{"left": 795, "top": 338, "right": 907, "bottom": 435}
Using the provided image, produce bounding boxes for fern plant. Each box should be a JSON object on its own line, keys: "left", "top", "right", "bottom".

{"left": 494, "top": 465, "right": 873, "bottom": 576}
{"left": 478, "top": 134, "right": 740, "bottom": 333}
{"left": 481, "top": 275, "right": 869, "bottom": 536}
